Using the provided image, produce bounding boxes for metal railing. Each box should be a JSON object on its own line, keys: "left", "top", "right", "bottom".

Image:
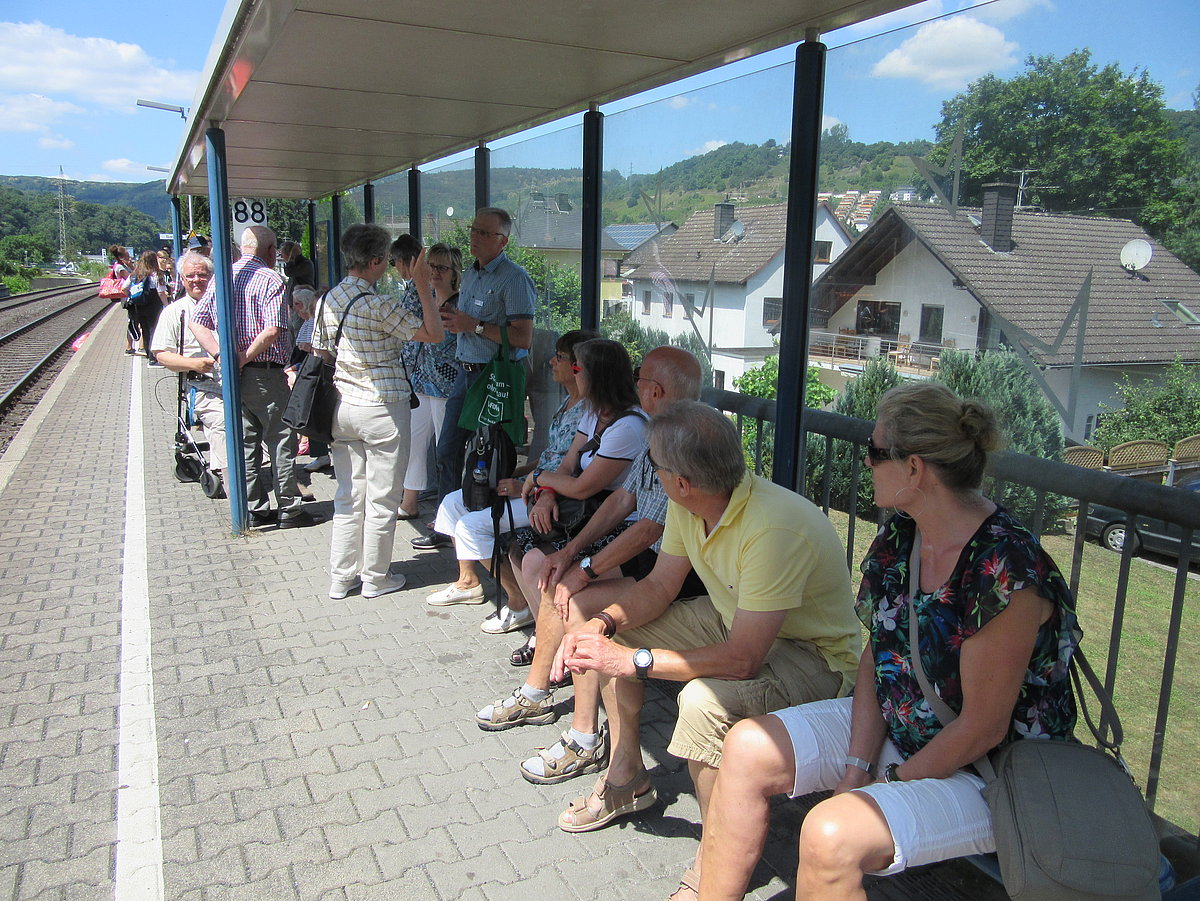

{"left": 703, "top": 386, "right": 1199, "bottom": 823}
{"left": 807, "top": 329, "right": 978, "bottom": 372}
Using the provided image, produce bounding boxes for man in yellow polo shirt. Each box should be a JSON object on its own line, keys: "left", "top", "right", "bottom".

{"left": 553, "top": 401, "right": 859, "bottom": 861}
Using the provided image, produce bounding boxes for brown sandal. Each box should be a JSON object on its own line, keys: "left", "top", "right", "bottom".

{"left": 557, "top": 769, "right": 657, "bottom": 833}
{"left": 666, "top": 867, "right": 700, "bottom": 901}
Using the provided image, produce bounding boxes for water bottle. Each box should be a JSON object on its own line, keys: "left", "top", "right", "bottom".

{"left": 472, "top": 460, "right": 488, "bottom": 484}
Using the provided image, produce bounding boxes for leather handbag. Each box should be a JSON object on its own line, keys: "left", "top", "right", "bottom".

{"left": 283, "top": 291, "right": 368, "bottom": 443}
{"left": 905, "top": 535, "right": 1160, "bottom": 901}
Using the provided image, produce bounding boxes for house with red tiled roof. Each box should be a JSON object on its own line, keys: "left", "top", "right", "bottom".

{"left": 620, "top": 200, "right": 852, "bottom": 387}
{"left": 813, "top": 184, "right": 1200, "bottom": 441}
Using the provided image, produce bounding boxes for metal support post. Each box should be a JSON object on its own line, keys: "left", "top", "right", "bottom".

{"left": 773, "top": 37, "right": 826, "bottom": 493}
{"left": 204, "top": 126, "right": 249, "bottom": 534}
{"left": 306, "top": 200, "right": 318, "bottom": 283}
{"left": 170, "top": 198, "right": 183, "bottom": 259}
{"left": 331, "top": 194, "right": 343, "bottom": 282}
{"left": 581, "top": 106, "right": 603, "bottom": 331}
{"left": 475, "top": 144, "right": 490, "bottom": 211}
{"left": 363, "top": 182, "right": 375, "bottom": 224}
{"left": 408, "top": 168, "right": 422, "bottom": 244}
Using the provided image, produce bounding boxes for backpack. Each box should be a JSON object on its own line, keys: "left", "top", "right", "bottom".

{"left": 462, "top": 425, "right": 518, "bottom": 513}
{"left": 127, "top": 276, "right": 154, "bottom": 307}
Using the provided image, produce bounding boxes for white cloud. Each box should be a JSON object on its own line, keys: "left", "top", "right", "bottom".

{"left": 101, "top": 158, "right": 151, "bottom": 177}
{"left": 0, "top": 21, "right": 198, "bottom": 110}
{"left": 0, "top": 92, "right": 82, "bottom": 131}
{"left": 688, "top": 140, "right": 728, "bottom": 156}
{"left": 669, "top": 96, "right": 692, "bottom": 110}
{"left": 38, "top": 135, "right": 74, "bottom": 149}
{"left": 871, "top": 17, "right": 1018, "bottom": 90}
{"left": 822, "top": 115, "right": 844, "bottom": 131}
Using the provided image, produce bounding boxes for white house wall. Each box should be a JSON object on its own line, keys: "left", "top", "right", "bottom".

{"left": 825, "top": 239, "right": 982, "bottom": 349}
{"left": 1043, "top": 363, "right": 1171, "bottom": 443}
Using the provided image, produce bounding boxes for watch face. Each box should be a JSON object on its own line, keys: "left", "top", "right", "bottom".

{"left": 633, "top": 648, "right": 652, "bottom": 669}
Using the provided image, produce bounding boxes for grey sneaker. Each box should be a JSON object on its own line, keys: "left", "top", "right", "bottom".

{"left": 476, "top": 688, "right": 557, "bottom": 732}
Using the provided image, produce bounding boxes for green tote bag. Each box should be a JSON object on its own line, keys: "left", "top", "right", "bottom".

{"left": 457, "top": 325, "right": 527, "bottom": 446}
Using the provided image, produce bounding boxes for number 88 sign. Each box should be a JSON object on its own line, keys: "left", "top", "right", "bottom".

{"left": 232, "top": 198, "right": 268, "bottom": 227}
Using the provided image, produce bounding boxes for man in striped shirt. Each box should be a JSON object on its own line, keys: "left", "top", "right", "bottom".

{"left": 192, "top": 225, "right": 314, "bottom": 528}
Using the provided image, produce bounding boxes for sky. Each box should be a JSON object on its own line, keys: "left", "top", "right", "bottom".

{"left": 0, "top": 0, "right": 1196, "bottom": 186}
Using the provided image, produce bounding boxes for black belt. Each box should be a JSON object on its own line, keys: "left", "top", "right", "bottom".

{"left": 243, "top": 361, "right": 285, "bottom": 369}
{"left": 462, "top": 362, "right": 487, "bottom": 372}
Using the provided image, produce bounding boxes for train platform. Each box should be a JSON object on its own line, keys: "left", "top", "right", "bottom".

{"left": 0, "top": 305, "right": 998, "bottom": 901}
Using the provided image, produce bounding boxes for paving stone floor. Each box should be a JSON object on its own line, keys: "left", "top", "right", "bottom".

{"left": 0, "top": 306, "right": 1002, "bottom": 901}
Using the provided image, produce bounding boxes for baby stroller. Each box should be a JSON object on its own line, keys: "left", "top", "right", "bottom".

{"left": 173, "top": 370, "right": 224, "bottom": 499}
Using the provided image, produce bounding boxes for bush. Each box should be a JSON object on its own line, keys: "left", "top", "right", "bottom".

{"left": 1093, "top": 357, "right": 1200, "bottom": 451}
{"left": 734, "top": 354, "right": 837, "bottom": 474}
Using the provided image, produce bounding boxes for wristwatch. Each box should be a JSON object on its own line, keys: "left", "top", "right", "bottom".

{"left": 474, "top": 320, "right": 486, "bottom": 336}
{"left": 579, "top": 556, "right": 599, "bottom": 580}
{"left": 884, "top": 762, "right": 903, "bottom": 783}
{"left": 633, "top": 647, "right": 653, "bottom": 680}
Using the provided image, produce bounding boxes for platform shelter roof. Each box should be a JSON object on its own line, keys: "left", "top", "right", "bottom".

{"left": 169, "top": 0, "right": 921, "bottom": 201}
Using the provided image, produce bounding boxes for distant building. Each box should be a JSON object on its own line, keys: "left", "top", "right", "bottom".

{"left": 622, "top": 201, "right": 853, "bottom": 387}
{"left": 513, "top": 191, "right": 628, "bottom": 303}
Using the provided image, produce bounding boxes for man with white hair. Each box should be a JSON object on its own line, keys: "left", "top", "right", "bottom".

{"left": 150, "top": 250, "right": 226, "bottom": 481}
{"left": 191, "top": 225, "right": 316, "bottom": 528}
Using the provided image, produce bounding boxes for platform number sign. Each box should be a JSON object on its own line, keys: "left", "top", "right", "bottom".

{"left": 232, "top": 198, "right": 268, "bottom": 227}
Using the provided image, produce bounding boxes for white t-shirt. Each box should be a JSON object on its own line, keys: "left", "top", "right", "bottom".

{"left": 150, "top": 296, "right": 222, "bottom": 394}
{"left": 573, "top": 407, "right": 647, "bottom": 491}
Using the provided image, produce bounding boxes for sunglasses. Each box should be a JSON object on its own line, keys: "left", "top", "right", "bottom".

{"left": 866, "top": 435, "right": 911, "bottom": 464}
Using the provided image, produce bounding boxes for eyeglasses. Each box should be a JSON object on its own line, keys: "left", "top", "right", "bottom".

{"left": 634, "top": 367, "right": 663, "bottom": 392}
{"left": 865, "top": 435, "right": 909, "bottom": 465}
{"left": 428, "top": 263, "right": 452, "bottom": 274}
{"left": 571, "top": 363, "right": 583, "bottom": 374}
{"left": 647, "top": 450, "right": 681, "bottom": 479}
{"left": 552, "top": 351, "right": 571, "bottom": 363}
{"left": 468, "top": 226, "right": 505, "bottom": 239}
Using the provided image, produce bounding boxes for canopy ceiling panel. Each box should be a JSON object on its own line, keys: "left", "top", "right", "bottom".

{"left": 171, "top": 0, "right": 921, "bottom": 200}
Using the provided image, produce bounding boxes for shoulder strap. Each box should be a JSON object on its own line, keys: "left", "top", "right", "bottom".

{"left": 578, "top": 409, "right": 646, "bottom": 459}
{"left": 320, "top": 290, "right": 372, "bottom": 352}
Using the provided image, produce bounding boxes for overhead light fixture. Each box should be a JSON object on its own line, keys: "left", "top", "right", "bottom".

{"left": 137, "top": 99, "right": 187, "bottom": 119}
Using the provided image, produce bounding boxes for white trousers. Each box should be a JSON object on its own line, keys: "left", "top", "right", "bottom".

{"left": 328, "top": 399, "right": 411, "bottom": 589}
{"left": 433, "top": 489, "right": 530, "bottom": 561}
{"left": 772, "top": 696, "right": 994, "bottom": 875}
{"left": 403, "top": 394, "right": 447, "bottom": 492}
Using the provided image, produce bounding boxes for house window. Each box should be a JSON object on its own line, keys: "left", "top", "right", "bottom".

{"left": 603, "top": 258, "right": 618, "bottom": 278}
{"left": 713, "top": 369, "right": 725, "bottom": 390}
{"left": 763, "top": 297, "right": 783, "bottom": 329}
{"left": 684, "top": 293, "right": 696, "bottom": 318}
{"left": 814, "top": 240, "right": 832, "bottom": 264}
{"left": 919, "top": 305, "right": 944, "bottom": 344}
{"left": 1084, "top": 415, "right": 1096, "bottom": 441}
{"left": 641, "top": 291, "right": 651, "bottom": 315}
{"left": 663, "top": 292, "right": 674, "bottom": 318}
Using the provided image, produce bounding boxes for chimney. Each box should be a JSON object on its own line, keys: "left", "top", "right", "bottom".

{"left": 980, "top": 183, "right": 1017, "bottom": 252}
{"left": 714, "top": 201, "right": 735, "bottom": 240}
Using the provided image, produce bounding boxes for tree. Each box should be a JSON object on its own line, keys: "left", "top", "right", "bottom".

{"left": 1092, "top": 358, "right": 1200, "bottom": 451}
{"left": 0, "top": 234, "right": 53, "bottom": 266}
{"left": 932, "top": 51, "right": 1185, "bottom": 223}
{"left": 732, "top": 354, "right": 837, "bottom": 474}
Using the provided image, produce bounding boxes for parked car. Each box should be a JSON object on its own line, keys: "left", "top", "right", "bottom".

{"left": 1084, "top": 476, "right": 1200, "bottom": 559}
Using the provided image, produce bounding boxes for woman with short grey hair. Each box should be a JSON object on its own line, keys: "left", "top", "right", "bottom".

{"left": 311, "top": 224, "right": 444, "bottom": 601}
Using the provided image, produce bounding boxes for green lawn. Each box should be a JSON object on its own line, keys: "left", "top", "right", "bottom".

{"left": 827, "top": 510, "right": 1200, "bottom": 835}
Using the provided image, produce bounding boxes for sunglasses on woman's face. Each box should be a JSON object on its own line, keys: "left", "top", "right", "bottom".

{"left": 865, "top": 435, "right": 892, "bottom": 465}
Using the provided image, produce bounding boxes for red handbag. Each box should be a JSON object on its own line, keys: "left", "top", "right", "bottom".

{"left": 99, "top": 268, "right": 127, "bottom": 300}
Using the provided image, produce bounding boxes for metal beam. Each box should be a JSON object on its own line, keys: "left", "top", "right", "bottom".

{"left": 331, "top": 194, "right": 343, "bottom": 281}
{"left": 205, "top": 126, "right": 249, "bottom": 534}
{"left": 307, "top": 200, "right": 318, "bottom": 283}
{"left": 773, "top": 37, "right": 826, "bottom": 492}
{"left": 408, "top": 168, "right": 422, "bottom": 244}
{"left": 170, "top": 198, "right": 183, "bottom": 260}
{"left": 363, "top": 182, "right": 375, "bottom": 224}
{"left": 475, "top": 145, "right": 490, "bottom": 211}
{"left": 581, "top": 107, "right": 603, "bottom": 331}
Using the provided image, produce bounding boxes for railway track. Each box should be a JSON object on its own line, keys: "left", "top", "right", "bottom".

{"left": 0, "top": 282, "right": 110, "bottom": 450}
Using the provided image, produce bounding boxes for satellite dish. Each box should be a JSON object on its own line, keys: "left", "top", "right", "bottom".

{"left": 1120, "top": 239, "right": 1152, "bottom": 272}
{"left": 446, "top": 206, "right": 454, "bottom": 217}
{"left": 721, "top": 220, "right": 745, "bottom": 243}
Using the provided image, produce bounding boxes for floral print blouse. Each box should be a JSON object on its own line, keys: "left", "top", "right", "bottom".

{"left": 856, "top": 508, "right": 1079, "bottom": 759}
{"left": 399, "top": 282, "right": 460, "bottom": 398}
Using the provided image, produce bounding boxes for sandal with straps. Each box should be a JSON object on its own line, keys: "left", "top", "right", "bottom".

{"left": 520, "top": 726, "right": 608, "bottom": 785}
{"left": 666, "top": 866, "right": 700, "bottom": 901}
{"left": 557, "top": 768, "right": 657, "bottom": 833}
{"left": 510, "top": 638, "right": 535, "bottom": 667}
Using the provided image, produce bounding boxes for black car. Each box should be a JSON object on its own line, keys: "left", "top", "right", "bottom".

{"left": 1084, "top": 476, "right": 1200, "bottom": 559}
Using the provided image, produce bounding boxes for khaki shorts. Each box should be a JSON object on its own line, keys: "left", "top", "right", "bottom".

{"left": 616, "top": 595, "right": 843, "bottom": 767}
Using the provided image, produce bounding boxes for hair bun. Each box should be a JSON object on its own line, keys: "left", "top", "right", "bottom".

{"left": 959, "top": 401, "right": 1003, "bottom": 453}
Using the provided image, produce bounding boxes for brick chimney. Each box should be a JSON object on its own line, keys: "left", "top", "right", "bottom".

{"left": 980, "top": 183, "right": 1017, "bottom": 252}
{"left": 714, "top": 201, "right": 735, "bottom": 240}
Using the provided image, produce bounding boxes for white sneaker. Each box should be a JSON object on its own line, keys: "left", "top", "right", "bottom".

{"left": 362, "top": 573, "right": 407, "bottom": 599}
{"left": 481, "top": 604, "right": 534, "bottom": 634}
{"left": 328, "top": 577, "right": 361, "bottom": 600}
{"left": 426, "top": 583, "right": 486, "bottom": 606}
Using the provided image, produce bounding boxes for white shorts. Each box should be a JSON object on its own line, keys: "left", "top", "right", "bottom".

{"left": 433, "top": 489, "right": 530, "bottom": 561}
{"left": 770, "top": 697, "right": 995, "bottom": 875}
